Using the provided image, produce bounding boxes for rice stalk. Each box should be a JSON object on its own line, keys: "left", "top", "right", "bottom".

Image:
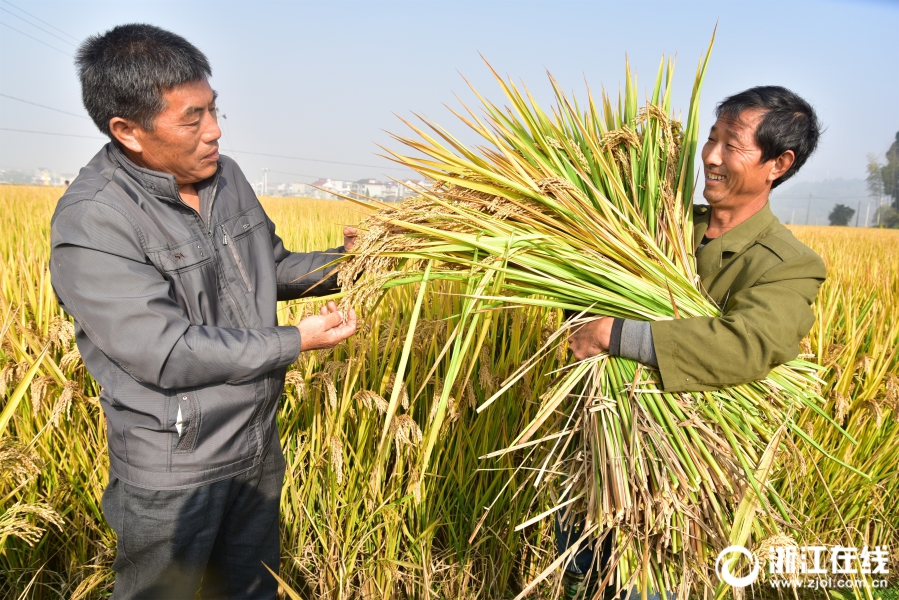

{"left": 337, "top": 38, "right": 860, "bottom": 596}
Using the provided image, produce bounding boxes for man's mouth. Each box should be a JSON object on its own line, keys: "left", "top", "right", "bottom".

{"left": 706, "top": 173, "right": 726, "bottom": 181}
{"left": 203, "top": 149, "right": 220, "bottom": 161}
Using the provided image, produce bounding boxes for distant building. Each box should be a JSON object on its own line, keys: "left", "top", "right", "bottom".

{"left": 352, "top": 178, "right": 388, "bottom": 199}
{"left": 399, "top": 179, "right": 429, "bottom": 199}
{"left": 289, "top": 182, "right": 308, "bottom": 197}
{"left": 309, "top": 179, "right": 353, "bottom": 199}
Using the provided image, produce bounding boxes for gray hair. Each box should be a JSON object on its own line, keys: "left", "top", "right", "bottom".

{"left": 76, "top": 24, "right": 212, "bottom": 137}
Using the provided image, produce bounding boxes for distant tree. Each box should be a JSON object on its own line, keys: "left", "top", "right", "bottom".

{"left": 828, "top": 204, "right": 855, "bottom": 226}
{"left": 867, "top": 155, "right": 887, "bottom": 226}
{"left": 883, "top": 131, "right": 899, "bottom": 211}
{"left": 867, "top": 153, "right": 884, "bottom": 197}
{"left": 874, "top": 205, "right": 899, "bottom": 229}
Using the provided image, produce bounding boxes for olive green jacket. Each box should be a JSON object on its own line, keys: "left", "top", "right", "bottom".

{"left": 650, "top": 202, "right": 826, "bottom": 392}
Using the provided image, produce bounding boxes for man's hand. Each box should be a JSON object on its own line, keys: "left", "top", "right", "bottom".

{"left": 568, "top": 316, "right": 614, "bottom": 361}
{"left": 343, "top": 227, "right": 359, "bottom": 251}
{"left": 297, "top": 300, "right": 357, "bottom": 351}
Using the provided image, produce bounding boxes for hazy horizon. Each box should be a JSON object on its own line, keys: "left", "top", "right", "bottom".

{"left": 1, "top": 0, "right": 897, "bottom": 190}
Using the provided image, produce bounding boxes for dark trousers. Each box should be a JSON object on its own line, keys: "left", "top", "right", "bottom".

{"left": 102, "top": 440, "right": 286, "bottom": 600}
{"left": 557, "top": 516, "right": 665, "bottom": 600}
{"left": 556, "top": 516, "right": 614, "bottom": 576}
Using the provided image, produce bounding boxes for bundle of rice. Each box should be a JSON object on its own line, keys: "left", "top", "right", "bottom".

{"left": 338, "top": 39, "right": 854, "bottom": 597}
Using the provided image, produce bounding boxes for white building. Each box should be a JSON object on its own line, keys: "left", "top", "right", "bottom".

{"left": 352, "top": 178, "right": 388, "bottom": 199}
{"left": 397, "top": 179, "right": 429, "bottom": 199}
{"left": 309, "top": 179, "right": 353, "bottom": 199}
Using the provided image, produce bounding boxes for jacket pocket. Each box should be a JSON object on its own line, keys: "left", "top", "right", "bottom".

{"left": 223, "top": 206, "right": 266, "bottom": 242}
{"left": 149, "top": 238, "right": 217, "bottom": 325}
{"left": 219, "top": 208, "right": 266, "bottom": 293}
{"left": 151, "top": 237, "right": 213, "bottom": 274}
{"left": 173, "top": 390, "right": 201, "bottom": 454}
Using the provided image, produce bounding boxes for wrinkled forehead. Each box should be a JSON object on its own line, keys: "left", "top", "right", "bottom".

{"left": 160, "top": 79, "right": 217, "bottom": 116}
{"left": 712, "top": 108, "right": 766, "bottom": 142}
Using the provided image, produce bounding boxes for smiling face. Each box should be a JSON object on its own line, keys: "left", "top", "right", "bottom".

{"left": 110, "top": 78, "right": 221, "bottom": 185}
{"left": 701, "top": 109, "right": 788, "bottom": 210}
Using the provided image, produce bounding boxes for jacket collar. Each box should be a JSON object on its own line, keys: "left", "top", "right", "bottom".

{"left": 108, "top": 142, "right": 183, "bottom": 201}
{"left": 108, "top": 141, "right": 232, "bottom": 206}
{"left": 695, "top": 202, "right": 777, "bottom": 279}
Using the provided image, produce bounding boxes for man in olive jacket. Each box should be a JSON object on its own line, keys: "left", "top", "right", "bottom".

{"left": 569, "top": 85, "right": 826, "bottom": 392}
{"left": 50, "top": 24, "right": 357, "bottom": 599}
{"left": 562, "top": 86, "right": 825, "bottom": 599}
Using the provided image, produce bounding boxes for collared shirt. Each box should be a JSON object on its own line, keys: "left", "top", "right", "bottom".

{"left": 649, "top": 202, "right": 826, "bottom": 392}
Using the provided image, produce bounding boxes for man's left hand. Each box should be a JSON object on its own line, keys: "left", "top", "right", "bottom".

{"left": 343, "top": 227, "right": 359, "bottom": 251}
{"left": 568, "top": 316, "right": 614, "bottom": 361}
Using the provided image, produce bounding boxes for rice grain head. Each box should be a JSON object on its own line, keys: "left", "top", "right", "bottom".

{"left": 329, "top": 436, "right": 344, "bottom": 485}
{"left": 50, "top": 380, "right": 80, "bottom": 427}
{"left": 0, "top": 441, "right": 43, "bottom": 486}
{"left": 47, "top": 316, "right": 75, "bottom": 349}
{"left": 30, "top": 375, "right": 53, "bottom": 414}
{"left": 354, "top": 390, "right": 388, "bottom": 414}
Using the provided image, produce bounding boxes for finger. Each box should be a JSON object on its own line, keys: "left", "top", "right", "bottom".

{"left": 319, "top": 305, "right": 329, "bottom": 316}
{"left": 321, "top": 310, "right": 344, "bottom": 329}
{"left": 331, "top": 321, "right": 357, "bottom": 342}
{"left": 326, "top": 300, "right": 338, "bottom": 313}
{"left": 344, "top": 226, "right": 358, "bottom": 236}
{"left": 331, "top": 309, "right": 357, "bottom": 337}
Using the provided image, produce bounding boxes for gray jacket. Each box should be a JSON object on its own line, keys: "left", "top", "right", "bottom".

{"left": 50, "top": 143, "right": 341, "bottom": 489}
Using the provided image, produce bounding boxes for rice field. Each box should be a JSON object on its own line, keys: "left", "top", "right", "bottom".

{"left": 1, "top": 184, "right": 897, "bottom": 599}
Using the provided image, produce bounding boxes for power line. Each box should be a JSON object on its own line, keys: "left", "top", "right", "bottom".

{"left": 0, "top": 6, "right": 77, "bottom": 47}
{"left": 0, "top": 93, "right": 89, "bottom": 119}
{"left": 0, "top": 22, "right": 72, "bottom": 57}
{"left": 0, "top": 127, "right": 104, "bottom": 139}
{"left": 1, "top": 0, "right": 79, "bottom": 42}
{"left": 268, "top": 169, "right": 327, "bottom": 180}
{"left": 773, "top": 195, "right": 872, "bottom": 201}
{"left": 0, "top": 128, "right": 417, "bottom": 175}
{"left": 227, "top": 149, "right": 410, "bottom": 172}
{"left": 0, "top": 119, "right": 873, "bottom": 186}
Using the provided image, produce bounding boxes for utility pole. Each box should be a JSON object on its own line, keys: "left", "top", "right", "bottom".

{"left": 790, "top": 208, "right": 796, "bottom": 225}
{"left": 262, "top": 168, "right": 269, "bottom": 197}
{"left": 805, "top": 193, "right": 812, "bottom": 225}
{"left": 864, "top": 203, "right": 871, "bottom": 228}
{"left": 855, "top": 200, "right": 862, "bottom": 227}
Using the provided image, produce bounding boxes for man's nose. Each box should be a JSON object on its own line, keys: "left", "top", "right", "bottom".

{"left": 703, "top": 142, "right": 722, "bottom": 166}
{"left": 204, "top": 112, "right": 222, "bottom": 143}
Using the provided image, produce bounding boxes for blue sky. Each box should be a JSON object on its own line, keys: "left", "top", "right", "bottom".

{"left": 1, "top": 0, "right": 897, "bottom": 190}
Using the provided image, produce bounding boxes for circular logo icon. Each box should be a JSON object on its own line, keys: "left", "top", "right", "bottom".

{"left": 715, "top": 545, "right": 760, "bottom": 588}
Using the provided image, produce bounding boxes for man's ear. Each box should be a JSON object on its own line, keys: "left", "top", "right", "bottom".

{"left": 768, "top": 150, "right": 796, "bottom": 183}
{"left": 109, "top": 117, "right": 143, "bottom": 154}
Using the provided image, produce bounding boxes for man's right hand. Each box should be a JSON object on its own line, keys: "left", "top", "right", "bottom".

{"left": 297, "top": 301, "right": 357, "bottom": 351}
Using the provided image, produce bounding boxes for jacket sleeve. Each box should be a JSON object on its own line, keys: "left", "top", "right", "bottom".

{"left": 50, "top": 200, "right": 301, "bottom": 390}
{"left": 265, "top": 211, "right": 344, "bottom": 301}
{"left": 650, "top": 252, "right": 825, "bottom": 392}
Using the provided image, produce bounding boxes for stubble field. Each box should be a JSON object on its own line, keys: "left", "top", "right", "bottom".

{"left": 1, "top": 185, "right": 897, "bottom": 599}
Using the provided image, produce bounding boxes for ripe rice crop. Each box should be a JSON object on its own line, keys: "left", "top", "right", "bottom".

{"left": 336, "top": 46, "right": 899, "bottom": 597}
{"left": 1, "top": 190, "right": 897, "bottom": 598}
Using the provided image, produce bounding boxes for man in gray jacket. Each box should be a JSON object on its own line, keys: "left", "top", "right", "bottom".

{"left": 50, "top": 24, "right": 357, "bottom": 599}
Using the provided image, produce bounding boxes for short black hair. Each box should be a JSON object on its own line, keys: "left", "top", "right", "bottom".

{"left": 716, "top": 86, "right": 822, "bottom": 189}
{"left": 76, "top": 24, "right": 211, "bottom": 137}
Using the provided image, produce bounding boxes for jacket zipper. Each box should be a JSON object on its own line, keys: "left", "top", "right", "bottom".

{"left": 221, "top": 224, "right": 253, "bottom": 292}
{"left": 177, "top": 165, "right": 249, "bottom": 326}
